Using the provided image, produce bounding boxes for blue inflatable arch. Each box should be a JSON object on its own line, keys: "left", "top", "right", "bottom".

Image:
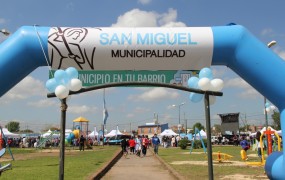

{"left": 0, "top": 25, "right": 284, "bottom": 179}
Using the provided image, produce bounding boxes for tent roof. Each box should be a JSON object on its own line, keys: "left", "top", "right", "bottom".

{"left": 73, "top": 116, "right": 90, "bottom": 122}
{"left": 105, "top": 129, "right": 123, "bottom": 137}
{"left": 88, "top": 131, "right": 99, "bottom": 137}
{"left": 159, "top": 129, "right": 178, "bottom": 136}
{"left": 1, "top": 128, "right": 21, "bottom": 138}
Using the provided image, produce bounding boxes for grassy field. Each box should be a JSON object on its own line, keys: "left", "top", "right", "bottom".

{"left": 0, "top": 145, "right": 278, "bottom": 179}
{"left": 0, "top": 146, "right": 120, "bottom": 180}
{"left": 158, "top": 145, "right": 269, "bottom": 179}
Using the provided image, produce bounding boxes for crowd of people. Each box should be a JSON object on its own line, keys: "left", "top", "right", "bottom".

{"left": 120, "top": 134, "right": 161, "bottom": 156}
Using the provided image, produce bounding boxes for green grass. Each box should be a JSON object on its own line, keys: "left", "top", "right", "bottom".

{"left": 158, "top": 146, "right": 268, "bottom": 179}
{"left": 0, "top": 145, "right": 278, "bottom": 179}
{"left": 0, "top": 146, "right": 120, "bottom": 180}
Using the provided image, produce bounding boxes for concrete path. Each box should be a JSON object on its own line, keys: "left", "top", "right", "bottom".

{"left": 101, "top": 149, "right": 176, "bottom": 180}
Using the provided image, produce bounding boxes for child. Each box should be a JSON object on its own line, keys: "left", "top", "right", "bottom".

{"left": 240, "top": 136, "right": 250, "bottom": 160}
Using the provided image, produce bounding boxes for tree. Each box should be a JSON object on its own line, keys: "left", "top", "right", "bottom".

{"left": 212, "top": 124, "right": 221, "bottom": 135}
{"left": 42, "top": 126, "right": 60, "bottom": 132}
{"left": 192, "top": 122, "right": 205, "bottom": 131}
{"left": 19, "top": 129, "right": 34, "bottom": 133}
{"left": 5, "top": 121, "right": 20, "bottom": 132}
{"left": 271, "top": 111, "right": 281, "bottom": 130}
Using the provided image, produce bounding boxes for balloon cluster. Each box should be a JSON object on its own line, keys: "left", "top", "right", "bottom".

{"left": 45, "top": 67, "right": 82, "bottom": 99}
{"left": 187, "top": 67, "right": 224, "bottom": 104}
{"left": 265, "top": 102, "right": 276, "bottom": 113}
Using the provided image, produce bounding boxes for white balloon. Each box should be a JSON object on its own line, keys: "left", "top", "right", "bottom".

{"left": 209, "top": 95, "right": 216, "bottom": 105}
{"left": 55, "top": 85, "right": 69, "bottom": 99}
{"left": 198, "top": 78, "right": 211, "bottom": 91}
{"left": 266, "top": 107, "right": 271, "bottom": 113}
{"left": 210, "top": 79, "right": 224, "bottom": 91}
{"left": 70, "top": 78, "right": 82, "bottom": 91}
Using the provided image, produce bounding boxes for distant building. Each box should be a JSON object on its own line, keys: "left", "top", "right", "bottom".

{"left": 138, "top": 123, "right": 168, "bottom": 136}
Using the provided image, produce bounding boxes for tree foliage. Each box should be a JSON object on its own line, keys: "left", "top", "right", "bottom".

{"left": 212, "top": 124, "right": 221, "bottom": 135}
{"left": 192, "top": 122, "right": 205, "bottom": 131}
{"left": 42, "top": 126, "right": 60, "bottom": 132}
{"left": 271, "top": 111, "right": 281, "bottom": 130}
{"left": 5, "top": 121, "right": 20, "bottom": 132}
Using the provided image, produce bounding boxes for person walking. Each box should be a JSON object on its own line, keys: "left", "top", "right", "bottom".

{"left": 141, "top": 135, "right": 149, "bottom": 157}
{"left": 152, "top": 134, "right": 160, "bottom": 155}
{"left": 128, "top": 137, "right": 135, "bottom": 154}
{"left": 121, "top": 137, "right": 128, "bottom": 156}
{"left": 255, "top": 131, "right": 263, "bottom": 161}
{"left": 135, "top": 135, "right": 141, "bottom": 157}
{"left": 79, "top": 135, "right": 86, "bottom": 151}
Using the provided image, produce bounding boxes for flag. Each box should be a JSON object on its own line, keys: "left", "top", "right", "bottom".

{"left": 103, "top": 97, "right": 109, "bottom": 125}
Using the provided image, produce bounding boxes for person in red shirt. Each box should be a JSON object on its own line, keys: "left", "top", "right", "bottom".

{"left": 142, "top": 135, "right": 149, "bottom": 157}
{"left": 128, "top": 137, "right": 136, "bottom": 155}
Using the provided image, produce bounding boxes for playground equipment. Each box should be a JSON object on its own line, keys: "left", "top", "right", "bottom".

{"left": 65, "top": 128, "right": 80, "bottom": 144}
{"left": 36, "top": 130, "right": 56, "bottom": 148}
{"left": 0, "top": 24, "right": 285, "bottom": 179}
{"left": 213, "top": 151, "right": 233, "bottom": 163}
{"left": 240, "top": 149, "right": 247, "bottom": 161}
{"left": 246, "top": 129, "right": 281, "bottom": 167}
{"left": 261, "top": 129, "right": 281, "bottom": 163}
{"left": 263, "top": 128, "right": 281, "bottom": 155}
{"left": 0, "top": 127, "right": 13, "bottom": 175}
{"left": 0, "top": 148, "right": 12, "bottom": 176}
{"left": 190, "top": 128, "right": 206, "bottom": 154}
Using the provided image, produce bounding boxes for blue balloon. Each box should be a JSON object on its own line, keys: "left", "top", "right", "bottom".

{"left": 65, "top": 67, "right": 79, "bottom": 79}
{"left": 45, "top": 78, "right": 58, "bottom": 92}
{"left": 189, "top": 93, "right": 203, "bottom": 103}
{"left": 187, "top": 77, "right": 199, "bottom": 88}
{"left": 199, "top": 67, "right": 213, "bottom": 79}
{"left": 265, "top": 102, "right": 270, "bottom": 108}
{"left": 54, "top": 69, "right": 69, "bottom": 85}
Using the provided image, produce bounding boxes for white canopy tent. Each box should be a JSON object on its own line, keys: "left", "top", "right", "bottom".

{"left": 104, "top": 129, "right": 123, "bottom": 137}
{"left": 88, "top": 130, "right": 99, "bottom": 139}
{"left": 0, "top": 128, "right": 20, "bottom": 138}
{"left": 65, "top": 129, "right": 73, "bottom": 138}
{"left": 159, "top": 129, "right": 178, "bottom": 137}
{"left": 250, "top": 126, "right": 279, "bottom": 137}
{"left": 195, "top": 130, "right": 207, "bottom": 139}
{"left": 41, "top": 129, "right": 60, "bottom": 138}
{"left": 260, "top": 126, "right": 277, "bottom": 133}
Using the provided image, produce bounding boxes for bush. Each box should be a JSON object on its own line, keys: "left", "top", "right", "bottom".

{"left": 192, "top": 139, "right": 208, "bottom": 149}
{"left": 178, "top": 138, "right": 189, "bottom": 149}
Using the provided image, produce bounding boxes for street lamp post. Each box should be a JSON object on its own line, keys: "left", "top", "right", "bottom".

{"left": 172, "top": 102, "right": 185, "bottom": 135}
{"left": 264, "top": 40, "right": 277, "bottom": 129}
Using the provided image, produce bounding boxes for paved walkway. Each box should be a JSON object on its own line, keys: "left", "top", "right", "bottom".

{"left": 101, "top": 149, "right": 177, "bottom": 180}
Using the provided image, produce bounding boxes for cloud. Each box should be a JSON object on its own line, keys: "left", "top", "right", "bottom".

{"left": 127, "top": 113, "right": 135, "bottom": 118}
{"left": 126, "top": 106, "right": 150, "bottom": 119}
{"left": 0, "top": 18, "right": 6, "bottom": 24}
{"left": 128, "top": 87, "right": 179, "bottom": 102}
{"left": 3, "top": 76, "right": 46, "bottom": 101}
{"left": 261, "top": 28, "right": 273, "bottom": 36}
{"left": 27, "top": 99, "right": 57, "bottom": 108}
{"left": 134, "top": 106, "right": 150, "bottom": 113}
{"left": 67, "top": 105, "right": 98, "bottom": 114}
{"left": 137, "top": 0, "right": 152, "bottom": 5}
{"left": 112, "top": 8, "right": 185, "bottom": 27}
{"left": 224, "top": 77, "right": 260, "bottom": 99}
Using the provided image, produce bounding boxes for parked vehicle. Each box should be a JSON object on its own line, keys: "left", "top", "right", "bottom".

{"left": 211, "top": 136, "right": 218, "bottom": 144}
{"left": 107, "top": 135, "right": 131, "bottom": 145}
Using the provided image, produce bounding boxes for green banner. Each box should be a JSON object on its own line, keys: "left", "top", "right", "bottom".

{"left": 50, "top": 70, "right": 199, "bottom": 87}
